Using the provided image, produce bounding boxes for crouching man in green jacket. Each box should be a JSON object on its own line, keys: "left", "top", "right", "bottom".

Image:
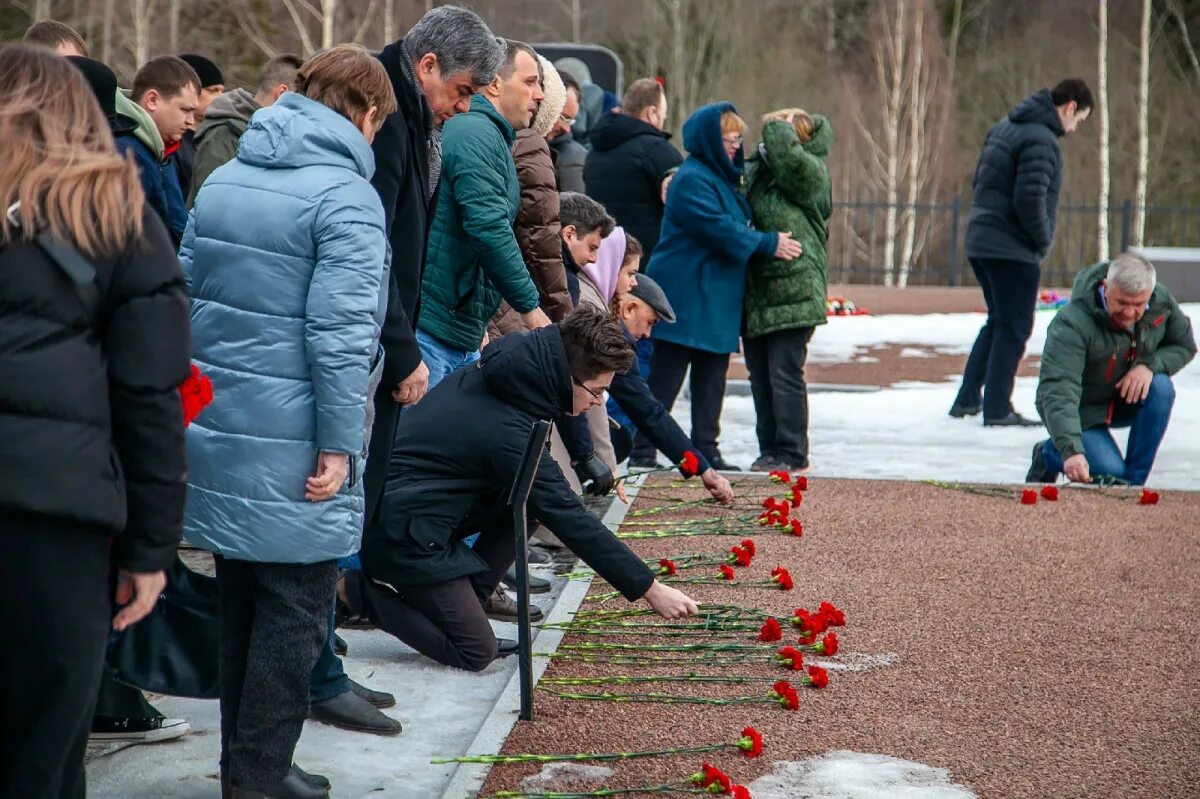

{"left": 1028, "top": 253, "right": 1196, "bottom": 485}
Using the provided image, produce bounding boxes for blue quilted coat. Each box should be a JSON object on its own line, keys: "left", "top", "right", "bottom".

{"left": 179, "top": 92, "right": 389, "bottom": 563}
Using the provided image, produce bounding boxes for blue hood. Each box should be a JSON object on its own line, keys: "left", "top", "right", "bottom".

{"left": 1008, "top": 89, "right": 1065, "bottom": 137}
{"left": 236, "top": 91, "right": 375, "bottom": 179}
{"left": 682, "top": 101, "right": 743, "bottom": 185}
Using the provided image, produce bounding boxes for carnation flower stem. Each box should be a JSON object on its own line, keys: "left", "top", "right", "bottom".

{"left": 537, "top": 688, "right": 777, "bottom": 706}
{"left": 540, "top": 674, "right": 773, "bottom": 687}
{"left": 432, "top": 741, "right": 734, "bottom": 765}
{"left": 489, "top": 784, "right": 715, "bottom": 798}
{"left": 559, "top": 641, "right": 771, "bottom": 653}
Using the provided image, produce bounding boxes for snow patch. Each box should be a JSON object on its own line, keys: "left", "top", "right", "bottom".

{"left": 809, "top": 652, "right": 897, "bottom": 672}
{"left": 747, "top": 751, "right": 977, "bottom": 799}
{"left": 520, "top": 763, "right": 615, "bottom": 791}
{"left": 898, "top": 347, "right": 939, "bottom": 358}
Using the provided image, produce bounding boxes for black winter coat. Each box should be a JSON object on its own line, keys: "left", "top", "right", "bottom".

{"left": 364, "top": 40, "right": 440, "bottom": 517}
{"left": 965, "top": 90, "right": 1065, "bottom": 265}
{"left": 360, "top": 326, "right": 655, "bottom": 600}
{"left": 0, "top": 207, "right": 191, "bottom": 572}
{"left": 583, "top": 114, "right": 682, "bottom": 261}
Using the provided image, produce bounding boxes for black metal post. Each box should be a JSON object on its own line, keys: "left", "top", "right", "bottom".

{"left": 948, "top": 195, "right": 962, "bottom": 286}
{"left": 1120, "top": 199, "right": 1133, "bottom": 254}
{"left": 507, "top": 419, "right": 552, "bottom": 721}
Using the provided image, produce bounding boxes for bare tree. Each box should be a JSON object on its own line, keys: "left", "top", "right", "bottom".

{"left": 878, "top": 1, "right": 905, "bottom": 286}
{"left": 128, "top": 0, "right": 159, "bottom": 68}
{"left": 1097, "top": 0, "right": 1111, "bottom": 260}
{"left": 1133, "top": 0, "right": 1152, "bottom": 246}
{"left": 101, "top": 0, "right": 115, "bottom": 64}
{"left": 1165, "top": 0, "right": 1200, "bottom": 84}
{"left": 168, "top": 0, "right": 179, "bottom": 53}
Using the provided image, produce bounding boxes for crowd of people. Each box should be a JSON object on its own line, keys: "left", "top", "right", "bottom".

{"left": 0, "top": 8, "right": 1194, "bottom": 799}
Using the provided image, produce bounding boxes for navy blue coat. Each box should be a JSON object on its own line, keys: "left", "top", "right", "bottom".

{"left": 965, "top": 90, "right": 1065, "bottom": 265}
{"left": 646, "top": 102, "right": 777, "bottom": 354}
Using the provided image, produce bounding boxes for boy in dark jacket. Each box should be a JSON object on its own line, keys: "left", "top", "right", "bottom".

{"left": 114, "top": 56, "right": 200, "bottom": 246}
{"left": 355, "top": 307, "right": 698, "bottom": 671}
{"left": 952, "top": 78, "right": 1093, "bottom": 427}
{"left": 1029, "top": 254, "right": 1195, "bottom": 486}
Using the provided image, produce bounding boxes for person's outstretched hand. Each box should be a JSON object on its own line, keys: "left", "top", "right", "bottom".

{"left": 306, "top": 451, "right": 349, "bottom": 501}
{"left": 701, "top": 467, "right": 734, "bottom": 504}
{"left": 774, "top": 231, "right": 803, "bottom": 260}
{"left": 1063, "top": 453, "right": 1091, "bottom": 484}
{"left": 112, "top": 569, "right": 166, "bottom": 631}
{"left": 575, "top": 453, "right": 614, "bottom": 497}
{"left": 642, "top": 580, "right": 699, "bottom": 620}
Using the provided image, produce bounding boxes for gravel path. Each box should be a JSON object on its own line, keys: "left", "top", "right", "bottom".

{"left": 478, "top": 476, "right": 1200, "bottom": 799}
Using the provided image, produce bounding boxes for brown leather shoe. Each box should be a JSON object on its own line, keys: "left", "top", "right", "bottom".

{"left": 482, "top": 587, "right": 544, "bottom": 622}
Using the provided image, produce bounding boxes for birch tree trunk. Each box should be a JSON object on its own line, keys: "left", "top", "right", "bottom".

{"left": 383, "top": 0, "right": 393, "bottom": 46}
{"left": 1132, "top": 0, "right": 1151, "bottom": 246}
{"left": 102, "top": 0, "right": 114, "bottom": 65}
{"left": 322, "top": 0, "right": 337, "bottom": 50}
{"left": 130, "top": 0, "right": 153, "bottom": 68}
{"left": 881, "top": 0, "right": 906, "bottom": 286}
{"left": 1097, "top": 0, "right": 1111, "bottom": 260}
{"left": 897, "top": 1, "right": 923, "bottom": 288}
{"left": 572, "top": 0, "right": 582, "bottom": 42}
{"left": 168, "top": 0, "right": 180, "bottom": 54}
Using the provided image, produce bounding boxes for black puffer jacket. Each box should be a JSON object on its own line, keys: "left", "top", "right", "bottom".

{"left": 0, "top": 207, "right": 191, "bottom": 572}
{"left": 965, "top": 89, "right": 1065, "bottom": 265}
{"left": 360, "top": 326, "right": 655, "bottom": 599}
{"left": 583, "top": 113, "right": 682, "bottom": 261}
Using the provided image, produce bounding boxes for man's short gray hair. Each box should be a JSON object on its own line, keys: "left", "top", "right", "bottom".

{"left": 1107, "top": 252, "right": 1157, "bottom": 294}
{"left": 560, "top": 192, "right": 615, "bottom": 237}
{"left": 403, "top": 5, "right": 503, "bottom": 88}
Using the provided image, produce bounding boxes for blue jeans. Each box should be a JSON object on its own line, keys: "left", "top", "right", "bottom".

{"left": 416, "top": 329, "right": 480, "bottom": 393}
{"left": 309, "top": 605, "right": 349, "bottom": 702}
{"left": 1041, "top": 374, "right": 1175, "bottom": 486}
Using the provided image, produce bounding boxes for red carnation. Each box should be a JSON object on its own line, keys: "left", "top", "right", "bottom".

{"left": 817, "top": 601, "right": 846, "bottom": 627}
{"left": 692, "top": 762, "right": 729, "bottom": 789}
{"left": 729, "top": 546, "right": 753, "bottom": 567}
{"left": 758, "top": 617, "right": 782, "bottom": 642}
{"left": 789, "top": 519, "right": 804, "bottom": 537}
{"left": 731, "top": 786, "right": 751, "bottom": 799}
{"left": 806, "top": 665, "right": 830, "bottom": 689}
{"left": 740, "top": 538, "right": 756, "bottom": 557}
{"left": 180, "top": 364, "right": 215, "bottom": 427}
{"left": 657, "top": 558, "right": 678, "bottom": 576}
{"left": 772, "top": 679, "right": 792, "bottom": 695}
{"left": 719, "top": 564, "right": 736, "bottom": 581}
{"left": 1020, "top": 489, "right": 1038, "bottom": 505}
{"left": 769, "top": 469, "right": 792, "bottom": 484}
{"left": 776, "top": 646, "right": 803, "bottom": 670}
{"left": 819, "top": 632, "right": 839, "bottom": 656}
{"left": 794, "top": 608, "right": 827, "bottom": 635}
{"left": 1039, "top": 485, "right": 1059, "bottom": 501}
{"left": 772, "top": 567, "right": 794, "bottom": 591}
{"left": 738, "top": 725, "right": 763, "bottom": 758}
{"left": 1139, "top": 489, "right": 1160, "bottom": 505}
{"left": 790, "top": 486, "right": 805, "bottom": 507}
{"left": 797, "top": 629, "right": 817, "bottom": 646}
{"left": 778, "top": 684, "right": 800, "bottom": 711}
{"left": 794, "top": 475, "right": 809, "bottom": 491}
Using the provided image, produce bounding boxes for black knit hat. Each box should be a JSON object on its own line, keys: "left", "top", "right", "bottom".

{"left": 66, "top": 56, "right": 138, "bottom": 136}
{"left": 178, "top": 53, "right": 224, "bottom": 88}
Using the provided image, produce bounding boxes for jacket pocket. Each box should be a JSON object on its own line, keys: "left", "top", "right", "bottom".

{"left": 405, "top": 517, "right": 448, "bottom": 552}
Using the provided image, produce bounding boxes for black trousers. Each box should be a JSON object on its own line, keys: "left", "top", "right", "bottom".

{"left": 0, "top": 522, "right": 111, "bottom": 799}
{"left": 632, "top": 339, "right": 730, "bottom": 461}
{"left": 743, "top": 326, "right": 814, "bottom": 467}
{"left": 93, "top": 667, "right": 159, "bottom": 721}
{"left": 348, "top": 518, "right": 515, "bottom": 672}
{"left": 213, "top": 556, "right": 337, "bottom": 786}
{"left": 955, "top": 257, "right": 1040, "bottom": 419}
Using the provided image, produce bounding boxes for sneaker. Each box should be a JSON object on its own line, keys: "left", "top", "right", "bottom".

{"left": 89, "top": 716, "right": 191, "bottom": 743}
{"left": 949, "top": 402, "right": 982, "bottom": 418}
{"left": 1025, "top": 440, "right": 1058, "bottom": 483}
{"left": 983, "top": 411, "right": 1042, "bottom": 428}
{"left": 483, "top": 587, "right": 544, "bottom": 622}
{"left": 750, "top": 455, "right": 778, "bottom": 473}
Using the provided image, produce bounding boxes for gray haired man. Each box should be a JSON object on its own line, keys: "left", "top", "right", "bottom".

{"left": 1029, "top": 253, "right": 1195, "bottom": 486}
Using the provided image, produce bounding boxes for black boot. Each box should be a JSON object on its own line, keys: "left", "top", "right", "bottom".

{"left": 230, "top": 766, "right": 330, "bottom": 798}
{"left": 948, "top": 402, "right": 982, "bottom": 418}
{"left": 502, "top": 566, "right": 551, "bottom": 594}
{"left": 1025, "top": 440, "right": 1058, "bottom": 483}
{"left": 983, "top": 411, "right": 1042, "bottom": 427}
{"left": 310, "top": 690, "right": 402, "bottom": 735}
{"left": 349, "top": 678, "right": 395, "bottom": 709}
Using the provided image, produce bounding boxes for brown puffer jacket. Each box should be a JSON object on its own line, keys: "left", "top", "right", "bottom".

{"left": 490, "top": 128, "right": 573, "bottom": 338}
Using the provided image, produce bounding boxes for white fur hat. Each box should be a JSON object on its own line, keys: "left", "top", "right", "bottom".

{"left": 531, "top": 55, "right": 567, "bottom": 139}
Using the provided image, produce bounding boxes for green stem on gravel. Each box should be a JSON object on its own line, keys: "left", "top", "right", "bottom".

{"left": 432, "top": 741, "right": 732, "bottom": 765}
{"left": 537, "top": 688, "right": 774, "bottom": 706}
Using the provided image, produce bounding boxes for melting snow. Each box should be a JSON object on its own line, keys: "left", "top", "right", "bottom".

{"left": 748, "top": 751, "right": 977, "bottom": 799}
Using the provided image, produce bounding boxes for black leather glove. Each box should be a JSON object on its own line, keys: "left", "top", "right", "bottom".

{"left": 573, "top": 453, "right": 615, "bottom": 496}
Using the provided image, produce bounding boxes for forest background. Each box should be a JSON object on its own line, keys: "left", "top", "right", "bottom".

{"left": 4, "top": 0, "right": 1198, "bottom": 286}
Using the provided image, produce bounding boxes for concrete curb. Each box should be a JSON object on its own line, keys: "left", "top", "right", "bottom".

{"left": 439, "top": 478, "right": 644, "bottom": 799}
{"left": 683, "top": 379, "right": 882, "bottom": 398}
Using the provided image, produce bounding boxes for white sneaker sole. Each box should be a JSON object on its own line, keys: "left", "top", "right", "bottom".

{"left": 89, "top": 718, "right": 191, "bottom": 743}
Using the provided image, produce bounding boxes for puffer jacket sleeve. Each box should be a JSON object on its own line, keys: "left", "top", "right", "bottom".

{"left": 1012, "top": 138, "right": 1057, "bottom": 256}
{"left": 1035, "top": 312, "right": 1090, "bottom": 462}
{"left": 513, "top": 135, "right": 573, "bottom": 322}
{"left": 177, "top": 210, "right": 196, "bottom": 293}
{"left": 448, "top": 130, "right": 540, "bottom": 314}
{"left": 108, "top": 208, "right": 192, "bottom": 573}
{"left": 760, "top": 120, "right": 829, "bottom": 210}
{"left": 306, "top": 180, "right": 389, "bottom": 456}
{"left": 1145, "top": 294, "right": 1197, "bottom": 376}
{"left": 671, "top": 167, "right": 777, "bottom": 263}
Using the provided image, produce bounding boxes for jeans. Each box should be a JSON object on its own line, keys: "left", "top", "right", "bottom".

{"left": 308, "top": 605, "right": 349, "bottom": 703}
{"left": 955, "top": 257, "right": 1041, "bottom": 419}
{"left": 416, "top": 329, "right": 480, "bottom": 393}
{"left": 743, "top": 326, "right": 814, "bottom": 467}
{"left": 1040, "top": 374, "right": 1176, "bottom": 486}
{"left": 632, "top": 339, "right": 729, "bottom": 461}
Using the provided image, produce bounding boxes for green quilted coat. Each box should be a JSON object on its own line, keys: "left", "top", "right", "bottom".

{"left": 743, "top": 116, "right": 833, "bottom": 338}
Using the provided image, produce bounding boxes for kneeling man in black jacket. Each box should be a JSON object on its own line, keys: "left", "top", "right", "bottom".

{"left": 357, "top": 306, "right": 698, "bottom": 671}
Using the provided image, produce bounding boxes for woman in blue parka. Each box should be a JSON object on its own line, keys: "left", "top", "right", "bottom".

{"left": 178, "top": 45, "right": 395, "bottom": 798}
{"left": 629, "top": 102, "right": 802, "bottom": 471}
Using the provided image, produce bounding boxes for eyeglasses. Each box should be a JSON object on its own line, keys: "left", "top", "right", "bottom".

{"left": 723, "top": 135, "right": 744, "bottom": 148}
{"left": 573, "top": 376, "right": 609, "bottom": 399}
{"left": 558, "top": 114, "right": 577, "bottom": 127}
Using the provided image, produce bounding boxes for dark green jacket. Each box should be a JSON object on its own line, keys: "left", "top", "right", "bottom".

{"left": 743, "top": 116, "right": 833, "bottom": 337}
{"left": 418, "top": 94, "right": 538, "bottom": 352}
{"left": 187, "top": 88, "right": 260, "bottom": 208}
{"left": 1036, "top": 261, "right": 1196, "bottom": 460}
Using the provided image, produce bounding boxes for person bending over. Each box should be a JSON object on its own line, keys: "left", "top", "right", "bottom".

{"left": 356, "top": 306, "right": 698, "bottom": 671}
{"left": 1028, "top": 253, "right": 1195, "bottom": 486}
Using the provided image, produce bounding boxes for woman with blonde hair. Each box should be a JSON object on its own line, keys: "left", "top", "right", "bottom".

{"left": 631, "top": 102, "right": 802, "bottom": 471}
{"left": 0, "top": 43, "right": 191, "bottom": 798}
{"left": 181, "top": 44, "right": 396, "bottom": 798}
{"left": 743, "top": 106, "right": 833, "bottom": 473}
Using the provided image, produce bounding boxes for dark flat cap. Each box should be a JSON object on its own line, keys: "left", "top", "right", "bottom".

{"left": 628, "top": 273, "right": 676, "bottom": 323}
{"left": 179, "top": 53, "right": 223, "bottom": 88}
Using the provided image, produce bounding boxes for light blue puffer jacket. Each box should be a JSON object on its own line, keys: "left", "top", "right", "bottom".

{"left": 179, "top": 92, "right": 389, "bottom": 563}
